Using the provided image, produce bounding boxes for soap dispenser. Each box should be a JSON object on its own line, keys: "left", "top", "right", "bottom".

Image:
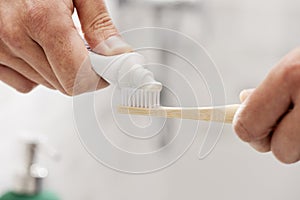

{"left": 0, "top": 137, "right": 60, "bottom": 200}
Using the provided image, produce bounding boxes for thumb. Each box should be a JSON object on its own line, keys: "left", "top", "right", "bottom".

{"left": 74, "top": 0, "right": 132, "bottom": 55}
{"left": 239, "top": 88, "right": 255, "bottom": 102}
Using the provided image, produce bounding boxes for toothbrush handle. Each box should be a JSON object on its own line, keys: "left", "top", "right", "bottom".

{"left": 118, "top": 104, "right": 241, "bottom": 123}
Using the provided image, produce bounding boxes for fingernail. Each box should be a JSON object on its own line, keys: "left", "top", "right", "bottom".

{"left": 240, "top": 89, "right": 247, "bottom": 96}
{"left": 93, "top": 36, "right": 132, "bottom": 56}
{"left": 239, "top": 88, "right": 255, "bottom": 102}
{"left": 239, "top": 90, "right": 248, "bottom": 102}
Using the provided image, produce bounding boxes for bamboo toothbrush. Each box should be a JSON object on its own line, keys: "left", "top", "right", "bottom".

{"left": 89, "top": 49, "right": 240, "bottom": 124}
{"left": 117, "top": 104, "right": 240, "bottom": 124}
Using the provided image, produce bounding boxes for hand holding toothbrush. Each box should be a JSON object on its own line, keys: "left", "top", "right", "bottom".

{"left": 233, "top": 48, "right": 300, "bottom": 164}
{"left": 0, "top": 0, "right": 132, "bottom": 95}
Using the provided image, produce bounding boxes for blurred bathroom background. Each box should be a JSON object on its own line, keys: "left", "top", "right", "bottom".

{"left": 1, "top": 0, "right": 300, "bottom": 199}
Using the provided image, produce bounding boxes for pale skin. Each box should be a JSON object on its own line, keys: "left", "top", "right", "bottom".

{"left": 234, "top": 48, "right": 300, "bottom": 164}
{"left": 0, "top": 0, "right": 132, "bottom": 95}
{"left": 0, "top": 1, "right": 299, "bottom": 164}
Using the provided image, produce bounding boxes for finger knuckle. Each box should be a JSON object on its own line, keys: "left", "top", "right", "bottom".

{"left": 257, "top": 147, "right": 270, "bottom": 153}
{"left": 0, "top": 7, "right": 12, "bottom": 39}
{"left": 91, "top": 13, "right": 114, "bottom": 32}
{"left": 17, "top": 83, "right": 37, "bottom": 94}
{"left": 0, "top": 16, "right": 24, "bottom": 49}
{"left": 0, "top": 6, "right": 26, "bottom": 50}
{"left": 83, "top": 13, "right": 117, "bottom": 46}
{"left": 233, "top": 118, "right": 253, "bottom": 142}
{"left": 251, "top": 142, "right": 270, "bottom": 153}
{"left": 279, "top": 62, "right": 300, "bottom": 86}
{"left": 1, "top": 31, "right": 24, "bottom": 52}
{"left": 0, "top": 25, "right": 12, "bottom": 43}
{"left": 24, "top": 2, "right": 53, "bottom": 37}
{"left": 272, "top": 145, "right": 299, "bottom": 164}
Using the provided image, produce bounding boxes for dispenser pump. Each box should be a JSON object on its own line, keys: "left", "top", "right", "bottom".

{"left": 0, "top": 135, "right": 60, "bottom": 200}
{"left": 14, "top": 138, "right": 49, "bottom": 195}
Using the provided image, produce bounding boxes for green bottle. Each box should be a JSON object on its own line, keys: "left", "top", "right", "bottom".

{"left": 0, "top": 191, "right": 59, "bottom": 200}
{"left": 0, "top": 136, "right": 60, "bottom": 200}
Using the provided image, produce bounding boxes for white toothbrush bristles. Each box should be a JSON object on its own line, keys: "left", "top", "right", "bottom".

{"left": 121, "top": 88, "right": 161, "bottom": 108}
